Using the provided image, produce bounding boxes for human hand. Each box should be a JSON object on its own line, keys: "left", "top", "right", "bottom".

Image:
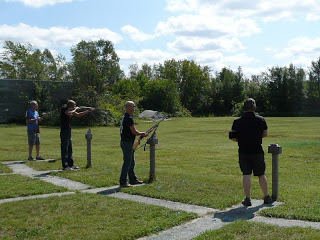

{"left": 37, "top": 117, "right": 42, "bottom": 122}
{"left": 142, "top": 132, "right": 149, "bottom": 137}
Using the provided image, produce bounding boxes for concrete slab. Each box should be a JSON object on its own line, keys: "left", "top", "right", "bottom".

{"left": 0, "top": 192, "right": 75, "bottom": 205}
{"left": 6, "top": 162, "right": 39, "bottom": 176}
{"left": 252, "top": 216, "right": 320, "bottom": 230}
{"left": 138, "top": 215, "right": 228, "bottom": 240}
{"left": 108, "top": 192, "right": 217, "bottom": 216}
{"left": 35, "top": 175, "right": 90, "bottom": 190}
{"left": 5, "top": 161, "right": 90, "bottom": 190}
{"left": 0, "top": 173, "right": 15, "bottom": 176}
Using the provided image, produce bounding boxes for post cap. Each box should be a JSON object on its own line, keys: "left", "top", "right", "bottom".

{"left": 147, "top": 138, "right": 158, "bottom": 145}
{"left": 268, "top": 144, "right": 282, "bottom": 154}
{"left": 85, "top": 129, "right": 93, "bottom": 139}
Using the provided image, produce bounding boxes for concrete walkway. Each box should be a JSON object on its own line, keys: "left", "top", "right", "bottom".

{"left": 1, "top": 161, "right": 320, "bottom": 239}
{"left": 0, "top": 192, "right": 75, "bottom": 205}
{"left": 2, "top": 161, "right": 90, "bottom": 190}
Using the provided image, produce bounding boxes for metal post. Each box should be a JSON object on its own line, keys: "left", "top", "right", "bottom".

{"left": 146, "top": 133, "right": 158, "bottom": 183}
{"left": 85, "top": 129, "right": 93, "bottom": 168}
{"left": 268, "top": 144, "right": 282, "bottom": 201}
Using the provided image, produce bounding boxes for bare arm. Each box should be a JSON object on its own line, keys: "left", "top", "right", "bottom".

{"left": 26, "top": 116, "right": 43, "bottom": 123}
{"left": 64, "top": 107, "right": 91, "bottom": 118}
{"left": 262, "top": 129, "right": 268, "bottom": 138}
{"left": 231, "top": 138, "right": 238, "bottom": 142}
{"left": 130, "top": 126, "right": 148, "bottom": 137}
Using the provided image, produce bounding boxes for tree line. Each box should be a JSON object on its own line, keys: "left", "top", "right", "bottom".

{"left": 1, "top": 39, "right": 320, "bottom": 125}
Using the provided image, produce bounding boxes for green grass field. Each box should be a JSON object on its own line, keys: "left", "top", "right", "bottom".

{"left": 0, "top": 174, "right": 67, "bottom": 199}
{"left": 1, "top": 117, "right": 320, "bottom": 223}
{"left": 0, "top": 193, "right": 196, "bottom": 240}
{"left": 194, "top": 220, "right": 320, "bottom": 240}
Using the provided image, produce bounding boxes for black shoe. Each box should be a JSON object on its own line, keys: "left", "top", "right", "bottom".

{"left": 264, "top": 195, "right": 273, "bottom": 204}
{"left": 63, "top": 166, "right": 73, "bottom": 171}
{"left": 70, "top": 165, "right": 80, "bottom": 170}
{"left": 130, "top": 180, "right": 144, "bottom": 185}
{"left": 242, "top": 197, "right": 252, "bottom": 206}
{"left": 28, "top": 157, "right": 35, "bottom": 161}
{"left": 120, "top": 183, "right": 133, "bottom": 188}
{"left": 36, "top": 156, "right": 45, "bottom": 160}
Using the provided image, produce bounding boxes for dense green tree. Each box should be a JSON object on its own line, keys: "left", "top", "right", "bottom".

{"left": 0, "top": 41, "right": 67, "bottom": 81}
{"left": 69, "top": 39, "right": 122, "bottom": 107}
{"left": 139, "top": 79, "right": 181, "bottom": 114}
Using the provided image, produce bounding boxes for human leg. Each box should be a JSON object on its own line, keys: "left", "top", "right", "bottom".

{"left": 67, "top": 133, "right": 74, "bottom": 167}
{"left": 120, "top": 141, "right": 134, "bottom": 186}
{"left": 258, "top": 175, "right": 269, "bottom": 197}
{"left": 60, "top": 130, "right": 70, "bottom": 168}
{"left": 28, "top": 145, "right": 34, "bottom": 158}
{"left": 128, "top": 151, "right": 138, "bottom": 184}
{"left": 243, "top": 175, "right": 251, "bottom": 198}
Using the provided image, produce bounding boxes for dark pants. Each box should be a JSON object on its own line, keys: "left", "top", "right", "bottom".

{"left": 60, "top": 129, "right": 74, "bottom": 168}
{"left": 120, "top": 140, "right": 137, "bottom": 185}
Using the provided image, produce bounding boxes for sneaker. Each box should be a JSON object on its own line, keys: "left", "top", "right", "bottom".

{"left": 264, "top": 195, "right": 273, "bottom": 204}
{"left": 70, "top": 165, "right": 80, "bottom": 170}
{"left": 242, "top": 197, "right": 252, "bottom": 206}
{"left": 120, "top": 183, "right": 133, "bottom": 188}
{"left": 28, "top": 157, "right": 35, "bottom": 161}
{"left": 130, "top": 180, "right": 144, "bottom": 185}
{"left": 36, "top": 156, "right": 45, "bottom": 160}
{"left": 63, "top": 166, "right": 73, "bottom": 171}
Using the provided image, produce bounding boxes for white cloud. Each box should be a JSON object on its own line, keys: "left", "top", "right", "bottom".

{"left": 275, "top": 37, "right": 320, "bottom": 59}
{"left": 274, "top": 37, "right": 320, "bottom": 68}
{"left": 5, "top": 0, "right": 73, "bottom": 8}
{"left": 121, "top": 25, "right": 156, "bottom": 42}
{"left": 168, "top": 36, "right": 244, "bottom": 52}
{"left": 117, "top": 49, "right": 172, "bottom": 64}
{"left": 165, "top": 0, "right": 320, "bottom": 22}
{"left": 155, "top": 15, "right": 260, "bottom": 38}
{"left": 0, "top": 23, "right": 122, "bottom": 48}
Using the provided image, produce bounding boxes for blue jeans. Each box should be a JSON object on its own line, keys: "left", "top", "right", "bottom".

{"left": 60, "top": 129, "right": 74, "bottom": 168}
{"left": 120, "top": 140, "right": 137, "bottom": 185}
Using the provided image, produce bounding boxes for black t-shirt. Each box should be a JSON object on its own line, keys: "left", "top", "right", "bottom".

{"left": 232, "top": 112, "right": 268, "bottom": 154}
{"left": 60, "top": 106, "right": 71, "bottom": 131}
{"left": 120, "top": 112, "right": 135, "bottom": 141}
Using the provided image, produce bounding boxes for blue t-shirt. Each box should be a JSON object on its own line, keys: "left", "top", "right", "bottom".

{"left": 26, "top": 109, "right": 39, "bottom": 131}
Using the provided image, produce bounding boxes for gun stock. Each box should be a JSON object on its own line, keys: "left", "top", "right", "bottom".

{"left": 133, "top": 138, "right": 141, "bottom": 151}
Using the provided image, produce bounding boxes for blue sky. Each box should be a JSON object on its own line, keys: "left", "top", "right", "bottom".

{"left": 1, "top": 0, "right": 320, "bottom": 77}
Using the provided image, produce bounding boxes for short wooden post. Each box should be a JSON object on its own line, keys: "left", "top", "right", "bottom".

{"left": 268, "top": 144, "right": 282, "bottom": 201}
{"left": 85, "top": 129, "right": 92, "bottom": 168}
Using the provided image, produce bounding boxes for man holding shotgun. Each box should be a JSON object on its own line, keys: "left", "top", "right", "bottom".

{"left": 26, "top": 101, "right": 46, "bottom": 161}
{"left": 60, "top": 100, "right": 92, "bottom": 171}
{"left": 119, "top": 101, "right": 149, "bottom": 188}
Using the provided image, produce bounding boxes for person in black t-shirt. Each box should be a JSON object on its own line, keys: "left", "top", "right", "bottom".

{"left": 119, "top": 101, "right": 148, "bottom": 187}
{"left": 230, "top": 98, "right": 272, "bottom": 206}
{"left": 60, "top": 100, "right": 92, "bottom": 171}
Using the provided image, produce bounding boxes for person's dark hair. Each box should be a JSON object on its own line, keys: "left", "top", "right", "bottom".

{"left": 67, "top": 100, "right": 75, "bottom": 108}
{"left": 243, "top": 98, "right": 256, "bottom": 111}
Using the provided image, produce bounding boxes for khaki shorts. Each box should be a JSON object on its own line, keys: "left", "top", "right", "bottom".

{"left": 27, "top": 130, "right": 40, "bottom": 145}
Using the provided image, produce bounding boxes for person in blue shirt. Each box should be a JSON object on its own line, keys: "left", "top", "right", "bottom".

{"left": 26, "top": 101, "right": 46, "bottom": 161}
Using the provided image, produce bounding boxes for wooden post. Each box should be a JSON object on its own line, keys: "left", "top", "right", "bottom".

{"left": 85, "top": 129, "right": 92, "bottom": 168}
{"left": 268, "top": 144, "right": 282, "bottom": 201}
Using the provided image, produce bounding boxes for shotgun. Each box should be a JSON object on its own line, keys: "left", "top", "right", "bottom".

{"left": 133, "top": 118, "right": 165, "bottom": 151}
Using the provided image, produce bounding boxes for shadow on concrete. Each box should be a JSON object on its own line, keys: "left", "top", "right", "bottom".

{"left": 97, "top": 187, "right": 121, "bottom": 195}
{"left": 214, "top": 203, "right": 277, "bottom": 223}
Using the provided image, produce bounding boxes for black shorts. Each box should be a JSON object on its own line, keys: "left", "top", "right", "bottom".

{"left": 239, "top": 153, "right": 265, "bottom": 176}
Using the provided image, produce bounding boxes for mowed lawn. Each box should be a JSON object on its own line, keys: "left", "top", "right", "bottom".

{"left": 0, "top": 193, "right": 196, "bottom": 240}
{"left": 0, "top": 117, "right": 319, "bottom": 221}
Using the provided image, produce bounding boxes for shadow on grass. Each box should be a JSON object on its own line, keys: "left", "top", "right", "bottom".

{"left": 214, "top": 203, "right": 277, "bottom": 222}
